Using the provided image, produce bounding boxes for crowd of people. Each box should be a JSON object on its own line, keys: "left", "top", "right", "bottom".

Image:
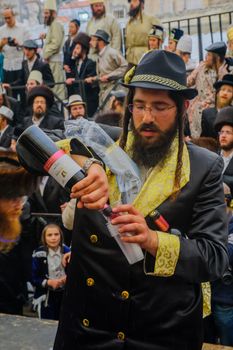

{"left": 0, "top": 0, "right": 233, "bottom": 349}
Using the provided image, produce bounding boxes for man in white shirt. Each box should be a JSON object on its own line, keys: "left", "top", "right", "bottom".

{"left": 0, "top": 7, "right": 30, "bottom": 98}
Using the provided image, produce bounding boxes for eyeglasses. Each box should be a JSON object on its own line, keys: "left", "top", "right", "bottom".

{"left": 128, "top": 103, "right": 176, "bottom": 117}
{"left": 218, "top": 131, "right": 233, "bottom": 136}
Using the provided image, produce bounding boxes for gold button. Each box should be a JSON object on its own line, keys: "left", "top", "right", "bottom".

{"left": 121, "top": 291, "right": 129, "bottom": 300}
{"left": 90, "top": 234, "right": 98, "bottom": 243}
{"left": 82, "top": 318, "right": 89, "bottom": 327}
{"left": 117, "top": 331, "right": 125, "bottom": 341}
{"left": 86, "top": 278, "right": 95, "bottom": 287}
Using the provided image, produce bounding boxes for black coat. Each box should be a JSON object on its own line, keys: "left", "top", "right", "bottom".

{"left": 63, "top": 38, "right": 76, "bottom": 71}
{"left": 201, "top": 107, "right": 218, "bottom": 139}
{"left": 69, "top": 57, "right": 99, "bottom": 118}
{"left": 223, "top": 157, "right": 233, "bottom": 196}
{"left": 21, "top": 57, "right": 55, "bottom": 87}
{"left": 54, "top": 142, "right": 228, "bottom": 350}
{"left": 22, "top": 114, "right": 64, "bottom": 131}
{"left": 0, "top": 125, "right": 14, "bottom": 148}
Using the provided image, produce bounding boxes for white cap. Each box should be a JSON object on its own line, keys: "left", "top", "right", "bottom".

{"left": 44, "top": 0, "right": 57, "bottom": 11}
{"left": 27, "top": 70, "right": 43, "bottom": 84}
{"left": 176, "top": 35, "right": 192, "bottom": 54}
{"left": 0, "top": 85, "right": 6, "bottom": 95}
{"left": 0, "top": 106, "right": 14, "bottom": 121}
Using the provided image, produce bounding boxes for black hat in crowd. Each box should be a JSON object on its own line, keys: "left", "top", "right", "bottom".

{"left": 73, "top": 32, "right": 91, "bottom": 50}
{"left": 27, "top": 85, "right": 54, "bottom": 108}
{"left": 23, "top": 39, "right": 38, "bottom": 49}
{"left": 128, "top": 0, "right": 144, "bottom": 2}
{"left": 169, "top": 28, "right": 184, "bottom": 42}
{"left": 214, "top": 74, "right": 233, "bottom": 90}
{"left": 122, "top": 50, "right": 197, "bottom": 99}
{"left": 205, "top": 41, "right": 227, "bottom": 56}
{"left": 214, "top": 106, "right": 233, "bottom": 131}
{"left": 93, "top": 29, "right": 110, "bottom": 44}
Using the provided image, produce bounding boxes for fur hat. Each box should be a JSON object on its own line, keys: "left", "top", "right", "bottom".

{"left": 214, "top": 106, "right": 233, "bottom": 132}
{"left": 0, "top": 150, "right": 39, "bottom": 199}
{"left": 122, "top": 50, "right": 197, "bottom": 99}
{"left": 73, "top": 32, "right": 91, "bottom": 50}
{"left": 27, "top": 85, "right": 54, "bottom": 108}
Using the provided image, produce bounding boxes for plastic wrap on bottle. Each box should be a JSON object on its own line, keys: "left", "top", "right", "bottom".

{"left": 64, "top": 118, "right": 142, "bottom": 204}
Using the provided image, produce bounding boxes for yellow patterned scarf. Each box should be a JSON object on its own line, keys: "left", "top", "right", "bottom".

{"left": 107, "top": 131, "right": 190, "bottom": 215}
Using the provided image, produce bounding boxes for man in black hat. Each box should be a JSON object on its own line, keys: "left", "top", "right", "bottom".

{"left": 86, "top": 29, "right": 127, "bottom": 107}
{"left": 54, "top": 50, "right": 228, "bottom": 350}
{"left": 20, "top": 40, "right": 54, "bottom": 87}
{"left": 21, "top": 85, "right": 64, "bottom": 130}
{"left": 201, "top": 74, "right": 233, "bottom": 138}
{"left": 65, "top": 32, "right": 99, "bottom": 118}
{"left": 214, "top": 106, "right": 233, "bottom": 196}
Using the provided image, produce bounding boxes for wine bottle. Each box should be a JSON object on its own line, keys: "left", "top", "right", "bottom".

{"left": 16, "top": 125, "right": 85, "bottom": 192}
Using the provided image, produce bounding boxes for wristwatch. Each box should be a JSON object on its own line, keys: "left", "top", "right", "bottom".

{"left": 82, "top": 158, "right": 104, "bottom": 175}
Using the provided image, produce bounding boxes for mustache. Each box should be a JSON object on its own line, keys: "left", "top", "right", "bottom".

{"left": 137, "top": 123, "right": 161, "bottom": 132}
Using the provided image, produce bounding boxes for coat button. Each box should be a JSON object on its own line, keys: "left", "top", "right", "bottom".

{"left": 90, "top": 234, "right": 98, "bottom": 243}
{"left": 82, "top": 318, "right": 89, "bottom": 327}
{"left": 86, "top": 278, "right": 95, "bottom": 287}
{"left": 117, "top": 331, "right": 125, "bottom": 341}
{"left": 121, "top": 291, "right": 129, "bottom": 300}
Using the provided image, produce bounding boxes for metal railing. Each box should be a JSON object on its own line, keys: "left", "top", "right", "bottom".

{"left": 162, "top": 10, "right": 233, "bottom": 61}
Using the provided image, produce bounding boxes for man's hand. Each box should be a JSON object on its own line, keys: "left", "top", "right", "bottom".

{"left": 111, "top": 204, "right": 158, "bottom": 256}
{"left": 64, "top": 65, "right": 71, "bottom": 73}
{"left": 40, "top": 33, "right": 46, "bottom": 40}
{"left": 0, "top": 37, "right": 8, "bottom": 49}
{"left": 70, "top": 164, "right": 109, "bottom": 210}
{"left": 85, "top": 76, "right": 96, "bottom": 84}
{"left": 99, "top": 75, "right": 109, "bottom": 83}
{"left": 66, "top": 77, "right": 75, "bottom": 85}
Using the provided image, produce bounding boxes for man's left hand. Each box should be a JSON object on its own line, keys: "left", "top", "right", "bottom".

{"left": 111, "top": 204, "right": 158, "bottom": 256}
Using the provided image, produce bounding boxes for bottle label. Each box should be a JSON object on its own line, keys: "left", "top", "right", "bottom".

{"left": 44, "top": 150, "right": 82, "bottom": 188}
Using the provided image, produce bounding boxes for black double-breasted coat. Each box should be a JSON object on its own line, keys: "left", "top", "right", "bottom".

{"left": 54, "top": 143, "right": 228, "bottom": 350}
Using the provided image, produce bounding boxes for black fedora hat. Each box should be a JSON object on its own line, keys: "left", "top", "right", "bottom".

{"left": 27, "top": 85, "right": 54, "bottom": 108}
{"left": 92, "top": 29, "right": 110, "bottom": 44}
{"left": 214, "top": 74, "right": 233, "bottom": 90}
{"left": 122, "top": 50, "right": 197, "bottom": 100}
{"left": 73, "top": 32, "right": 91, "bottom": 50}
{"left": 214, "top": 106, "right": 233, "bottom": 132}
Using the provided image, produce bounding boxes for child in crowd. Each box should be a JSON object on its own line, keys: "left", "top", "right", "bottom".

{"left": 31, "top": 224, "right": 70, "bottom": 320}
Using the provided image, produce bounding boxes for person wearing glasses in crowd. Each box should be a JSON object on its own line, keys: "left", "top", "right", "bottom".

{"left": 53, "top": 50, "right": 228, "bottom": 350}
{"left": 214, "top": 106, "right": 233, "bottom": 196}
{"left": 201, "top": 74, "right": 233, "bottom": 139}
{"left": 0, "top": 7, "right": 30, "bottom": 99}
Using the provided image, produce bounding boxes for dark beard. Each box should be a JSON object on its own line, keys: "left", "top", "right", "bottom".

{"left": 131, "top": 121, "right": 178, "bottom": 168}
{"left": 221, "top": 141, "right": 233, "bottom": 151}
{"left": 92, "top": 7, "right": 105, "bottom": 19}
{"left": 44, "top": 15, "right": 54, "bottom": 26}
{"left": 128, "top": 4, "right": 141, "bottom": 18}
{"left": 34, "top": 111, "right": 45, "bottom": 119}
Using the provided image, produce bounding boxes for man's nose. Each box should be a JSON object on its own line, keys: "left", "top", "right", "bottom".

{"left": 142, "top": 109, "right": 154, "bottom": 123}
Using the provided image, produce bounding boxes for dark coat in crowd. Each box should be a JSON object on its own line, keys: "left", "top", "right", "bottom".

{"left": 54, "top": 143, "right": 228, "bottom": 350}
{"left": 201, "top": 107, "right": 218, "bottom": 139}
{"left": 70, "top": 57, "right": 99, "bottom": 118}
{"left": 21, "top": 57, "right": 55, "bottom": 86}
{"left": 63, "top": 38, "right": 76, "bottom": 74}
{"left": 223, "top": 158, "right": 233, "bottom": 196}
{"left": 0, "top": 125, "right": 14, "bottom": 148}
{"left": 22, "top": 114, "right": 64, "bottom": 131}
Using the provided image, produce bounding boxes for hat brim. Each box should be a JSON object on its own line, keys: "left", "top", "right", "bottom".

{"left": 67, "top": 101, "right": 86, "bottom": 107}
{"left": 92, "top": 34, "right": 109, "bottom": 44}
{"left": 214, "top": 80, "right": 233, "bottom": 90}
{"left": 214, "top": 121, "right": 233, "bottom": 132}
{"left": 121, "top": 81, "right": 197, "bottom": 100}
